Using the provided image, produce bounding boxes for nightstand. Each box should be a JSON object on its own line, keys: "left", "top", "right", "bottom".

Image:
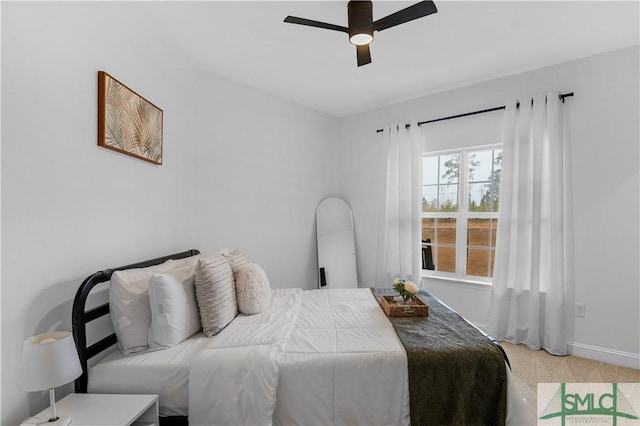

{"left": 29, "top": 393, "right": 159, "bottom": 426}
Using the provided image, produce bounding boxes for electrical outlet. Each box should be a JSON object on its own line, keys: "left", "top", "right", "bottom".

{"left": 575, "top": 303, "right": 586, "bottom": 318}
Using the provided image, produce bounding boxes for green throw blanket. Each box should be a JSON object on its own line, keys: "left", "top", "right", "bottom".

{"left": 371, "top": 288, "right": 507, "bottom": 426}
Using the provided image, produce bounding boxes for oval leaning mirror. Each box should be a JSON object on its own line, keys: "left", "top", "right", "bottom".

{"left": 315, "top": 197, "right": 357, "bottom": 289}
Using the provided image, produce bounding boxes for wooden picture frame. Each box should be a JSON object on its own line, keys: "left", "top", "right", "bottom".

{"left": 98, "top": 71, "right": 163, "bottom": 165}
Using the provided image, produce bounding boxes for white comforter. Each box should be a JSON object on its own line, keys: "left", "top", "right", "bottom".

{"left": 188, "top": 288, "right": 410, "bottom": 426}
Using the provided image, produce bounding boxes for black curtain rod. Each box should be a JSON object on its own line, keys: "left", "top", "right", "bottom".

{"left": 376, "top": 92, "right": 574, "bottom": 133}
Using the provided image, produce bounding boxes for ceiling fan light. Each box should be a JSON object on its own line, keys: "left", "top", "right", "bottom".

{"left": 348, "top": 0, "right": 374, "bottom": 46}
{"left": 349, "top": 32, "right": 373, "bottom": 46}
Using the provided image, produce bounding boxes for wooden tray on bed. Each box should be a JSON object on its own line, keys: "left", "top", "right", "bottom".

{"left": 380, "top": 295, "right": 429, "bottom": 317}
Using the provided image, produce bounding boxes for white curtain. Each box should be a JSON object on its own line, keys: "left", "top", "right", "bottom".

{"left": 486, "top": 92, "right": 570, "bottom": 355}
{"left": 375, "top": 121, "right": 422, "bottom": 287}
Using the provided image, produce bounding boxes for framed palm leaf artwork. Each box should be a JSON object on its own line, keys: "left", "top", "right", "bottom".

{"left": 98, "top": 71, "right": 163, "bottom": 165}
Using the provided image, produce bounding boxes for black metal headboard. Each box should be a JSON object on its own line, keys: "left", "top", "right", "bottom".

{"left": 71, "top": 249, "right": 200, "bottom": 393}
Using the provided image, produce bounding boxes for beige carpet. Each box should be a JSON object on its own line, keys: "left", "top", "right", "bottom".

{"left": 501, "top": 342, "right": 640, "bottom": 424}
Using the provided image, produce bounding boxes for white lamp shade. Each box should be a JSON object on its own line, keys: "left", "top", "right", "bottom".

{"left": 18, "top": 331, "right": 82, "bottom": 392}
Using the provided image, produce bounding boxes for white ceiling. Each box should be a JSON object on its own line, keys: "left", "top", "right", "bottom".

{"left": 147, "top": 1, "right": 639, "bottom": 117}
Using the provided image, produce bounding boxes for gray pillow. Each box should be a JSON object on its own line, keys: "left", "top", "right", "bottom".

{"left": 194, "top": 255, "right": 238, "bottom": 337}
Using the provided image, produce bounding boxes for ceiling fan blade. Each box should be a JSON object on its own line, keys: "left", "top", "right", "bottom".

{"left": 356, "top": 44, "right": 372, "bottom": 67}
{"left": 284, "top": 16, "right": 348, "bottom": 33}
{"left": 373, "top": 1, "right": 438, "bottom": 32}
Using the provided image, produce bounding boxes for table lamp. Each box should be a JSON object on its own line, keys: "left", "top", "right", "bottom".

{"left": 18, "top": 331, "right": 82, "bottom": 426}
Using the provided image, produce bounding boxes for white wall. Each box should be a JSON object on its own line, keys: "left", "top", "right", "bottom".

{"left": 0, "top": 2, "right": 337, "bottom": 425}
{"left": 1, "top": 3, "right": 199, "bottom": 423}
{"left": 193, "top": 70, "right": 338, "bottom": 289}
{"left": 337, "top": 46, "right": 640, "bottom": 368}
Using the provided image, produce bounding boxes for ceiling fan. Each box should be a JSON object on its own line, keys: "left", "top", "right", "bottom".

{"left": 284, "top": 1, "right": 438, "bottom": 67}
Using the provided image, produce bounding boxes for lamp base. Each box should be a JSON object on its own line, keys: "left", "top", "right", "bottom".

{"left": 42, "top": 416, "right": 71, "bottom": 426}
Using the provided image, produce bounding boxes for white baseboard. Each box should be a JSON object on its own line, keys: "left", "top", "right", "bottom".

{"left": 567, "top": 341, "right": 640, "bottom": 369}
{"left": 470, "top": 328, "right": 640, "bottom": 369}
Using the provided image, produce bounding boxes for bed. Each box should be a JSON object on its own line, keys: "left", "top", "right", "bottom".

{"left": 72, "top": 249, "right": 527, "bottom": 425}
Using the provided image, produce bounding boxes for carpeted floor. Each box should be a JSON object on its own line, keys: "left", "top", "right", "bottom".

{"left": 501, "top": 342, "right": 640, "bottom": 424}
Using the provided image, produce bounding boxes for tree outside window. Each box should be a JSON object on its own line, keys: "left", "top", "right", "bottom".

{"left": 421, "top": 147, "right": 501, "bottom": 281}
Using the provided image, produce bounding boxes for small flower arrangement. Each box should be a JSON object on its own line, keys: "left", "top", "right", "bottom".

{"left": 392, "top": 278, "right": 419, "bottom": 302}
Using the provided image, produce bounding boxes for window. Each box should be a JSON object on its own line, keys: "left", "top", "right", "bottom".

{"left": 421, "top": 146, "right": 502, "bottom": 282}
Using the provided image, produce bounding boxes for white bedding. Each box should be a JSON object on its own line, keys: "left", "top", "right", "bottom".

{"left": 274, "top": 288, "right": 409, "bottom": 426}
{"left": 89, "top": 287, "right": 527, "bottom": 424}
{"left": 87, "top": 289, "right": 298, "bottom": 416}
{"left": 189, "top": 288, "right": 409, "bottom": 426}
{"left": 189, "top": 288, "right": 301, "bottom": 425}
{"left": 88, "top": 331, "right": 210, "bottom": 416}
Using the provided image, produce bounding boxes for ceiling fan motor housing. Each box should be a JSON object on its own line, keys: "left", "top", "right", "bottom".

{"left": 348, "top": 1, "right": 374, "bottom": 45}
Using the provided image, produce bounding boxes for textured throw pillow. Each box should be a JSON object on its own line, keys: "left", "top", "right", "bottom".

{"left": 147, "top": 265, "right": 201, "bottom": 350}
{"left": 235, "top": 263, "right": 272, "bottom": 315}
{"left": 194, "top": 255, "right": 238, "bottom": 337}
{"left": 223, "top": 248, "right": 248, "bottom": 278}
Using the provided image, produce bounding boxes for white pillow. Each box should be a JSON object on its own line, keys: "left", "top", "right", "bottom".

{"left": 194, "top": 254, "right": 238, "bottom": 337}
{"left": 235, "top": 263, "right": 272, "bottom": 315}
{"left": 148, "top": 265, "right": 201, "bottom": 350}
{"left": 109, "top": 255, "right": 201, "bottom": 354}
